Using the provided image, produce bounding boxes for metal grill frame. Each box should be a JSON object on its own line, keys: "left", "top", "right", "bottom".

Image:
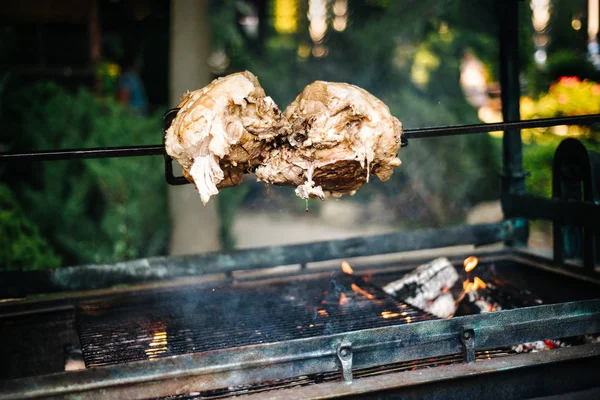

{"left": 1, "top": 295, "right": 598, "bottom": 399}
{"left": 1, "top": 247, "right": 600, "bottom": 399}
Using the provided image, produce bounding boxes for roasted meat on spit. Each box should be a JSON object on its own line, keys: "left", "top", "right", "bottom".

{"left": 165, "top": 72, "right": 404, "bottom": 203}
{"left": 256, "top": 81, "right": 403, "bottom": 199}
{"left": 164, "top": 71, "right": 288, "bottom": 204}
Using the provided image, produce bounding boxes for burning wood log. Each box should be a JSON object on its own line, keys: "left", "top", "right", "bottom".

{"left": 383, "top": 257, "right": 459, "bottom": 318}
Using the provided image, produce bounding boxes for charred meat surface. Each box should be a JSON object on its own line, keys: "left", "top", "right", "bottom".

{"left": 165, "top": 71, "right": 288, "bottom": 204}
{"left": 256, "top": 81, "right": 403, "bottom": 199}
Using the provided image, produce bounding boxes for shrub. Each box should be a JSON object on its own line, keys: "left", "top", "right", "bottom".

{"left": 0, "top": 183, "right": 61, "bottom": 270}
{"left": 0, "top": 82, "right": 169, "bottom": 267}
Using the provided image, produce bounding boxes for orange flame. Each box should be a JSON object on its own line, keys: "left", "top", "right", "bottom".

{"left": 463, "top": 256, "right": 479, "bottom": 272}
{"left": 341, "top": 260, "right": 354, "bottom": 274}
{"left": 473, "top": 276, "right": 487, "bottom": 289}
{"left": 351, "top": 283, "right": 375, "bottom": 299}
{"left": 144, "top": 330, "right": 168, "bottom": 359}
{"left": 339, "top": 292, "right": 349, "bottom": 306}
{"left": 381, "top": 310, "right": 401, "bottom": 319}
{"left": 463, "top": 276, "right": 487, "bottom": 293}
{"left": 317, "top": 309, "right": 329, "bottom": 317}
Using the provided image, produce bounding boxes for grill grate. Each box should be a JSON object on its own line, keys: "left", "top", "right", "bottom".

{"left": 76, "top": 274, "right": 435, "bottom": 368}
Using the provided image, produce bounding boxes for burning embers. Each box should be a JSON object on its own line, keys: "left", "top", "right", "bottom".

{"left": 144, "top": 323, "right": 168, "bottom": 360}
{"left": 338, "top": 292, "right": 349, "bottom": 306}
{"left": 351, "top": 283, "right": 375, "bottom": 300}
{"left": 463, "top": 256, "right": 479, "bottom": 272}
{"left": 382, "top": 256, "right": 574, "bottom": 354}
{"left": 325, "top": 261, "right": 371, "bottom": 308}
{"left": 381, "top": 256, "right": 541, "bottom": 319}
{"left": 380, "top": 256, "right": 505, "bottom": 318}
{"left": 336, "top": 261, "right": 421, "bottom": 325}
{"left": 455, "top": 257, "right": 497, "bottom": 314}
{"left": 341, "top": 260, "right": 354, "bottom": 275}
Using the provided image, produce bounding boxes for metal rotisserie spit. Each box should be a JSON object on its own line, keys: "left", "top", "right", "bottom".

{"left": 2, "top": 1, "right": 600, "bottom": 399}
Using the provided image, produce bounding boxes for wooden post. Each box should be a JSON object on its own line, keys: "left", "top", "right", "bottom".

{"left": 89, "top": 0, "right": 101, "bottom": 63}
{"left": 168, "top": 0, "right": 221, "bottom": 255}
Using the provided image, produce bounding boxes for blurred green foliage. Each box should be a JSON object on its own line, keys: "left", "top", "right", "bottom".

{"left": 520, "top": 76, "right": 600, "bottom": 198}
{"left": 524, "top": 138, "right": 600, "bottom": 198}
{"left": 0, "top": 183, "right": 61, "bottom": 271}
{"left": 519, "top": 0, "right": 600, "bottom": 202}
{"left": 210, "top": 0, "right": 502, "bottom": 227}
{"left": 0, "top": 82, "right": 169, "bottom": 268}
{"left": 2, "top": 0, "right": 594, "bottom": 265}
{"left": 528, "top": 50, "right": 600, "bottom": 95}
{"left": 523, "top": 141, "right": 556, "bottom": 198}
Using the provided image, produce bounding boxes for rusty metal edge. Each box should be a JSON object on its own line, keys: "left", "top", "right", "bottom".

{"left": 240, "top": 343, "right": 600, "bottom": 400}
{"left": 0, "top": 246, "right": 513, "bottom": 310}
{"left": 0, "top": 222, "right": 508, "bottom": 298}
{"left": 1, "top": 299, "right": 599, "bottom": 400}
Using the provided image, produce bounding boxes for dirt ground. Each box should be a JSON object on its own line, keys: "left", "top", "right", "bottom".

{"left": 233, "top": 209, "right": 397, "bottom": 249}
{"left": 232, "top": 199, "right": 551, "bottom": 250}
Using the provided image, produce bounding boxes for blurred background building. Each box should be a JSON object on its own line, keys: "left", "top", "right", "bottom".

{"left": 1, "top": 0, "right": 599, "bottom": 271}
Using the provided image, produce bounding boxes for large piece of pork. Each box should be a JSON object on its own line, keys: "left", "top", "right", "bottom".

{"left": 255, "top": 81, "right": 403, "bottom": 199}
{"left": 165, "top": 73, "right": 404, "bottom": 203}
{"left": 164, "top": 71, "right": 288, "bottom": 204}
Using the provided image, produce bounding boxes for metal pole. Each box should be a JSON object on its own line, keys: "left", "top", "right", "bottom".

{"left": 498, "top": 0, "right": 529, "bottom": 246}
{"left": 3, "top": 115, "right": 600, "bottom": 162}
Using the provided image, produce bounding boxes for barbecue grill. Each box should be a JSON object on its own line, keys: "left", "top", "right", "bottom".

{"left": 1, "top": 1, "right": 600, "bottom": 399}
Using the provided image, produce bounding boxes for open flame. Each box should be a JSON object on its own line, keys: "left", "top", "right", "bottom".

{"left": 474, "top": 276, "right": 486, "bottom": 290}
{"left": 351, "top": 283, "right": 375, "bottom": 299}
{"left": 463, "top": 276, "right": 487, "bottom": 293}
{"left": 463, "top": 256, "right": 479, "bottom": 272}
{"left": 144, "top": 330, "right": 168, "bottom": 359}
{"left": 454, "top": 256, "right": 488, "bottom": 309}
{"left": 341, "top": 260, "right": 354, "bottom": 274}
{"left": 381, "top": 310, "right": 401, "bottom": 319}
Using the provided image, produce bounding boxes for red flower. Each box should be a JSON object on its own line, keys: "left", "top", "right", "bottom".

{"left": 558, "top": 76, "right": 581, "bottom": 87}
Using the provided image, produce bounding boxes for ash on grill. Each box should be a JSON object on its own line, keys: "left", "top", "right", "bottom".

{"left": 76, "top": 273, "right": 435, "bottom": 368}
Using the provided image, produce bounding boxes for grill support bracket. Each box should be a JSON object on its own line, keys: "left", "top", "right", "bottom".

{"left": 461, "top": 325, "right": 476, "bottom": 364}
{"left": 337, "top": 341, "right": 353, "bottom": 383}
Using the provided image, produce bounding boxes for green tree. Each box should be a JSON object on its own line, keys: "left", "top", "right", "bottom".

{"left": 0, "top": 183, "right": 61, "bottom": 271}
{"left": 0, "top": 82, "right": 169, "bottom": 267}
{"left": 210, "top": 0, "right": 503, "bottom": 226}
